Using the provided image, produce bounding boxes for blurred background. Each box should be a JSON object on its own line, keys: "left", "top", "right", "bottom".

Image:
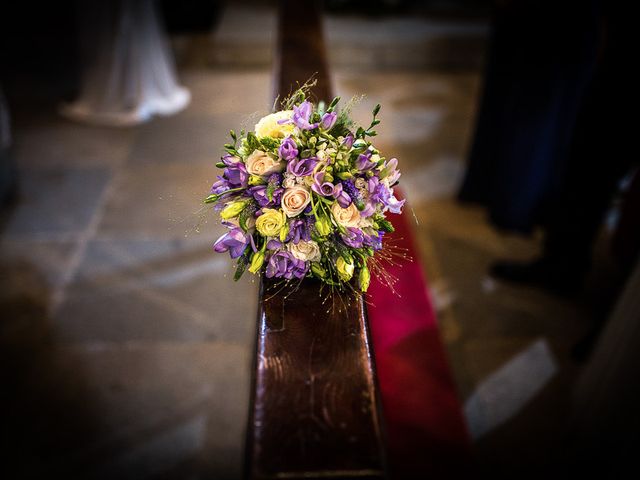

{"left": 1, "top": 0, "right": 638, "bottom": 478}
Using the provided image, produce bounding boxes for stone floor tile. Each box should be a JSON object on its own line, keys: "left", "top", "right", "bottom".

{"left": 12, "top": 119, "right": 135, "bottom": 169}
{"left": 53, "top": 274, "right": 255, "bottom": 344}
{"left": 0, "top": 238, "right": 77, "bottom": 290}
{"left": 56, "top": 236, "right": 257, "bottom": 344}
{"left": 73, "top": 236, "right": 213, "bottom": 283}
{"left": 128, "top": 114, "right": 247, "bottom": 165}
{"left": 179, "top": 70, "right": 272, "bottom": 116}
{"left": 3, "top": 167, "right": 111, "bottom": 236}
{"left": 96, "top": 164, "right": 215, "bottom": 238}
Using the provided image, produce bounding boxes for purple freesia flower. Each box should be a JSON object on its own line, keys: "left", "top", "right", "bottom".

{"left": 364, "top": 231, "right": 384, "bottom": 251}
{"left": 291, "top": 101, "right": 318, "bottom": 130}
{"left": 333, "top": 183, "right": 352, "bottom": 208}
{"left": 211, "top": 177, "right": 230, "bottom": 195}
{"left": 278, "top": 137, "right": 298, "bottom": 161}
{"left": 361, "top": 177, "right": 405, "bottom": 216}
{"left": 221, "top": 154, "right": 241, "bottom": 166}
{"left": 381, "top": 157, "right": 401, "bottom": 186}
{"left": 210, "top": 159, "right": 247, "bottom": 198}
{"left": 311, "top": 171, "right": 336, "bottom": 197}
{"left": 286, "top": 219, "right": 311, "bottom": 244}
{"left": 320, "top": 111, "right": 337, "bottom": 130}
{"left": 355, "top": 150, "right": 376, "bottom": 171}
{"left": 360, "top": 203, "right": 376, "bottom": 218}
{"left": 367, "top": 177, "right": 387, "bottom": 204}
{"left": 265, "top": 251, "right": 308, "bottom": 279}
{"left": 249, "top": 185, "right": 283, "bottom": 207}
{"left": 224, "top": 161, "right": 248, "bottom": 187}
{"left": 287, "top": 157, "right": 318, "bottom": 177}
{"left": 341, "top": 227, "right": 364, "bottom": 248}
{"left": 369, "top": 177, "right": 405, "bottom": 213}
{"left": 267, "top": 239, "right": 283, "bottom": 250}
{"left": 341, "top": 133, "right": 354, "bottom": 149}
{"left": 213, "top": 227, "right": 249, "bottom": 259}
{"left": 386, "top": 192, "right": 405, "bottom": 214}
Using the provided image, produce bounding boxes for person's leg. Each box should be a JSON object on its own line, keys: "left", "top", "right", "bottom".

{"left": 491, "top": 11, "right": 632, "bottom": 295}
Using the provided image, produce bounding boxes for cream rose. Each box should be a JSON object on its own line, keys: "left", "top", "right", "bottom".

{"left": 288, "top": 240, "right": 321, "bottom": 262}
{"left": 281, "top": 186, "right": 311, "bottom": 218}
{"left": 245, "top": 150, "right": 284, "bottom": 177}
{"left": 331, "top": 202, "right": 361, "bottom": 228}
{"left": 256, "top": 208, "right": 285, "bottom": 237}
{"left": 254, "top": 111, "right": 295, "bottom": 138}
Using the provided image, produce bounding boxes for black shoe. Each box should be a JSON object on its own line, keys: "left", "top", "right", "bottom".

{"left": 490, "top": 257, "right": 585, "bottom": 297}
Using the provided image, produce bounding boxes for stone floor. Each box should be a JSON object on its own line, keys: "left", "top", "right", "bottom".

{"left": 0, "top": 2, "right": 608, "bottom": 478}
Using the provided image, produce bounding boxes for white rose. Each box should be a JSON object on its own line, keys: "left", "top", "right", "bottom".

{"left": 289, "top": 240, "right": 321, "bottom": 262}
{"left": 245, "top": 150, "right": 284, "bottom": 176}
{"left": 281, "top": 186, "right": 311, "bottom": 217}
{"left": 254, "top": 110, "right": 295, "bottom": 138}
{"left": 331, "top": 202, "right": 361, "bottom": 227}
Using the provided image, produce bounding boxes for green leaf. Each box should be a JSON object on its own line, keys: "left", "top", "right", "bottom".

{"left": 238, "top": 203, "right": 256, "bottom": 231}
{"left": 260, "top": 137, "right": 280, "bottom": 150}
{"left": 246, "top": 132, "right": 261, "bottom": 151}
{"left": 266, "top": 181, "right": 276, "bottom": 202}
{"left": 215, "top": 162, "right": 225, "bottom": 168}
{"left": 378, "top": 218, "right": 395, "bottom": 232}
{"left": 373, "top": 104, "right": 381, "bottom": 116}
{"left": 326, "top": 96, "right": 341, "bottom": 112}
{"left": 233, "top": 248, "right": 251, "bottom": 281}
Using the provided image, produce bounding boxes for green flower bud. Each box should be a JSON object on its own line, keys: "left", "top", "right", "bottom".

{"left": 248, "top": 175, "right": 266, "bottom": 186}
{"left": 358, "top": 264, "right": 371, "bottom": 292}
{"left": 336, "top": 171, "right": 353, "bottom": 180}
{"left": 336, "top": 256, "right": 354, "bottom": 282}
{"left": 279, "top": 221, "right": 290, "bottom": 242}
{"left": 220, "top": 200, "right": 248, "bottom": 220}
{"left": 352, "top": 139, "right": 368, "bottom": 152}
{"left": 248, "top": 250, "right": 265, "bottom": 274}
{"left": 377, "top": 218, "right": 395, "bottom": 233}
{"left": 315, "top": 215, "right": 332, "bottom": 236}
{"left": 311, "top": 262, "right": 327, "bottom": 279}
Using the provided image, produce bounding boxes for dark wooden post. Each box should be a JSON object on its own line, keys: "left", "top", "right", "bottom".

{"left": 245, "top": 2, "right": 387, "bottom": 479}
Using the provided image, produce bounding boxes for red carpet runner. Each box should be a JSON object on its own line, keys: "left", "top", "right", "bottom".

{"left": 367, "top": 196, "right": 473, "bottom": 478}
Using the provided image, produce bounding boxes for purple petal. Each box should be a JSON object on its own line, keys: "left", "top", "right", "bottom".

{"left": 320, "top": 111, "right": 337, "bottom": 130}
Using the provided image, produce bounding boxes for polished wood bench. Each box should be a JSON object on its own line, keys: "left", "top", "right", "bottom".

{"left": 244, "top": 2, "right": 387, "bottom": 479}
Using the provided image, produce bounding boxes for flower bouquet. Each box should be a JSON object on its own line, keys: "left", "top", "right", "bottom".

{"left": 205, "top": 86, "right": 404, "bottom": 292}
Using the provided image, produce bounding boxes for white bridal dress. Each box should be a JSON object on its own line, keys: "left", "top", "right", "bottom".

{"left": 61, "top": 0, "right": 190, "bottom": 126}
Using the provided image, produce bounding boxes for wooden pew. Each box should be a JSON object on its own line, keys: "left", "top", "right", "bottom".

{"left": 245, "top": 1, "right": 388, "bottom": 479}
